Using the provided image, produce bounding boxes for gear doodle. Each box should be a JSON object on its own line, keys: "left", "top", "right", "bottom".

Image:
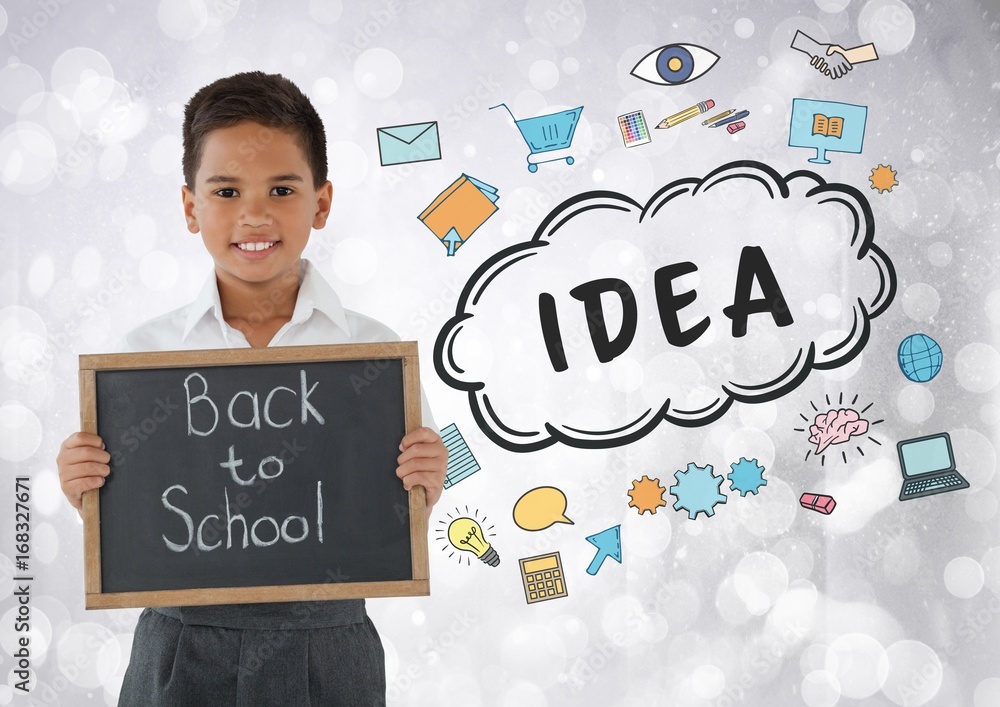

{"left": 728, "top": 457, "right": 767, "bottom": 496}
{"left": 669, "top": 462, "right": 727, "bottom": 520}
{"left": 869, "top": 164, "right": 898, "bottom": 193}
{"left": 627, "top": 475, "right": 668, "bottom": 515}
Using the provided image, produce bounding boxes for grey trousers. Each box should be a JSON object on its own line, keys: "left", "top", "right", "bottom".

{"left": 118, "top": 605, "right": 386, "bottom": 706}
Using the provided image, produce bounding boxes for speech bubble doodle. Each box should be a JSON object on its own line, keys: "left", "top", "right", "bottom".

{"left": 512, "top": 486, "right": 574, "bottom": 531}
{"left": 434, "top": 161, "right": 896, "bottom": 452}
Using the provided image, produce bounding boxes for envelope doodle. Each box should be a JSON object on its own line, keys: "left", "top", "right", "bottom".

{"left": 377, "top": 121, "right": 442, "bottom": 166}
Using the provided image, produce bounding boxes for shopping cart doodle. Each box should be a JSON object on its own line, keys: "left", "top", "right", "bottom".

{"left": 490, "top": 103, "right": 583, "bottom": 173}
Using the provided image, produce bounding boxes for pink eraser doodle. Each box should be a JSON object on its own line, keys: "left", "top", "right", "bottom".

{"left": 799, "top": 492, "right": 836, "bottom": 515}
{"left": 727, "top": 121, "right": 746, "bottom": 134}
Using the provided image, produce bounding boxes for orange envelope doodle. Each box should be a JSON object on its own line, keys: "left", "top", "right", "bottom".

{"left": 418, "top": 174, "right": 499, "bottom": 256}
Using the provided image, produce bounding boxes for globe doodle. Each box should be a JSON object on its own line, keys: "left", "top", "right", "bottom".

{"left": 898, "top": 333, "right": 943, "bottom": 382}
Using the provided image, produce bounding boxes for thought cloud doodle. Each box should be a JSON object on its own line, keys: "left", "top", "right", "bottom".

{"left": 434, "top": 161, "right": 896, "bottom": 452}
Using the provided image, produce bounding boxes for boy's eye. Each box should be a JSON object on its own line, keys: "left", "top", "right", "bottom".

{"left": 216, "top": 188, "right": 237, "bottom": 198}
{"left": 272, "top": 186, "right": 294, "bottom": 196}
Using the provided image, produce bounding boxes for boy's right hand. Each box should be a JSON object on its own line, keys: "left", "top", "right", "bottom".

{"left": 57, "top": 432, "right": 110, "bottom": 514}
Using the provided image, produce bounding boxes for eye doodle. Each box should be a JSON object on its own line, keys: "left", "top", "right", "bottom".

{"left": 630, "top": 43, "right": 720, "bottom": 85}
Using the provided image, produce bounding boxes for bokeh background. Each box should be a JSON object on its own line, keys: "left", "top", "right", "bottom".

{"left": 2, "top": 0, "right": 1000, "bottom": 705}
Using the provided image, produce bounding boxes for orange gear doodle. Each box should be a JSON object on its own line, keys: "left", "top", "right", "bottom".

{"left": 627, "top": 475, "right": 668, "bottom": 515}
{"left": 869, "top": 164, "right": 898, "bottom": 194}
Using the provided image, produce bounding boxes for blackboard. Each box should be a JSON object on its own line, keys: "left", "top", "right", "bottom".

{"left": 79, "top": 343, "right": 428, "bottom": 609}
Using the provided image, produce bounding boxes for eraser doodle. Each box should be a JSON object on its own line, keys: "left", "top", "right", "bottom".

{"left": 627, "top": 476, "right": 667, "bottom": 515}
{"left": 512, "top": 486, "right": 574, "bottom": 531}
{"left": 869, "top": 164, "right": 898, "bottom": 193}
{"left": 490, "top": 103, "right": 582, "bottom": 173}
{"left": 799, "top": 492, "right": 836, "bottom": 514}
{"left": 434, "top": 161, "right": 896, "bottom": 452}
{"left": 898, "top": 333, "right": 942, "bottom": 382}
{"left": 631, "top": 43, "right": 720, "bottom": 85}
{"left": 585, "top": 525, "right": 622, "bottom": 575}
{"left": 726, "top": 121, "right": 746, "bottom": 134}
{"left": 795, "top": 393, "right": 884, "bottom": 466}
{"left": 441, "top": 423, "right": 480, "bottom": 489}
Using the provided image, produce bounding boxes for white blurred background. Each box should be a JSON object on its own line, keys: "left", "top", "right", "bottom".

{"left": 2, "top": 1, "right": 1000, "bottom": 705}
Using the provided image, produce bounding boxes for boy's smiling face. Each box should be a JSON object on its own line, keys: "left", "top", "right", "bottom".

{"left": 182, "top": 121, "right": 332, "bottom": 290}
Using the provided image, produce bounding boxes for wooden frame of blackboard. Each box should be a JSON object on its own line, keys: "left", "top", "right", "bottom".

{"left": 79, "top": 342, "right": 429, "bottom": 610}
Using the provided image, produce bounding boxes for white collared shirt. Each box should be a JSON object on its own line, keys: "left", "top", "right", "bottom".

{"left": 119, "top": 258, "right": 436, "bottom": 428}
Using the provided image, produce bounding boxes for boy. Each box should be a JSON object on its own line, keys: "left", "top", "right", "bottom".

{"left": 56, "top": 71, "right": 447, "bottom": 705}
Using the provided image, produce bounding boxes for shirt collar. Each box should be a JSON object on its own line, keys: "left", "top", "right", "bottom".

{"left": 291, "top": 259, "right": 352, "bottom": 337}
{"left": 181, "top": 267, "right": 226, "bottom": 342}
{"left": 181, "top": 258, "right": 352, "bottom": 342}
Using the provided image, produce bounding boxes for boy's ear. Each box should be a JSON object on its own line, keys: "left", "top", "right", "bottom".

{"left": 312, "top": 181, "right": 333, "bottom": 229}
{"left": 181, "top": 185, "right": 200, "bottom": 234}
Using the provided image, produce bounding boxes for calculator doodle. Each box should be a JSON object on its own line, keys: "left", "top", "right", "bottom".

{"left": 519, "top": 552, "right": 568, "bottom": 604}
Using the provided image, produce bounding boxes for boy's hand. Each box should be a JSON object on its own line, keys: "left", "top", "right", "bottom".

{"left": 396, "top": 427, "right": 448, "bottom": 516}
{"left": 57, "top": 432, "right": 110, "bottom": 515}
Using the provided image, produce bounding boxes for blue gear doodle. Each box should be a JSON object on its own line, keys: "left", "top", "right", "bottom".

{"left": 728, "top": 457, "right": 767, "bottom": 496}
{"left": 669, "top": 462, "right": 728, "bottom": 520}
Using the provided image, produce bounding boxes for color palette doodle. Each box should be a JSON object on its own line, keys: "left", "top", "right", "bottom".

{"left": 617, "top": 110, "right": 651, "bottom": 147}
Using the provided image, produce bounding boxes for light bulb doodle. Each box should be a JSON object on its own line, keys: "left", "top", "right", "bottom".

{"left": 448, "top": 518, "right": 500, "bottom": 567}
{"left": 436, "top": 507, "right": 500, "bottom": 567}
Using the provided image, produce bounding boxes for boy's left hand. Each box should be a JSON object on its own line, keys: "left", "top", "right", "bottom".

{"left": 397, "top": 427, "right": 448, "bottom": 515}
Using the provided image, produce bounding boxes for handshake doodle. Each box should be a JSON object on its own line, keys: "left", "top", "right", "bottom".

{"left": 791, "top": 30, "right": 879, "bottom": 80}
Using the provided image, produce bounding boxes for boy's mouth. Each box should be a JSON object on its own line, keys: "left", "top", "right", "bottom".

{"left": 235, "top": 241, "right": 279, "bottom": 252}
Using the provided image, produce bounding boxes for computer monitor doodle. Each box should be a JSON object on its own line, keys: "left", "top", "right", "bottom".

{"left": 899, "top": 435, "right": 952, "bottom": 478}
{"left": 788, "top": 98, "right": 868, "bottom": 165}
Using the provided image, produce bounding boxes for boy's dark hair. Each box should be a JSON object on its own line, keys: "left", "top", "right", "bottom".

{"left": 182, "top": 71, "right": 327, "bottom": 188}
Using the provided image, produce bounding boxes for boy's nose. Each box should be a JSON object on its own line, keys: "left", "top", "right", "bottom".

{"left": 238, "top": 194, "right": 272, "bottom": 227}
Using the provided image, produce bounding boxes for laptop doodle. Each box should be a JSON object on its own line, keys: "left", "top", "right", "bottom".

{"left": 896, "top": 432, "right": 969, "bottom": 501}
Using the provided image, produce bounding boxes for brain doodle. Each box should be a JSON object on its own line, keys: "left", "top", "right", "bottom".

{"left": 809, "top": 408, "right": 871, "bottom": 455}
{"left": 434, "top": 161, "right": 896, "bottom": 452}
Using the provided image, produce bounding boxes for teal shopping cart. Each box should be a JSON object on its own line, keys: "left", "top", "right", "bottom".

{"left": 490, "top": 103, "right": 583, "bottom": 172}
